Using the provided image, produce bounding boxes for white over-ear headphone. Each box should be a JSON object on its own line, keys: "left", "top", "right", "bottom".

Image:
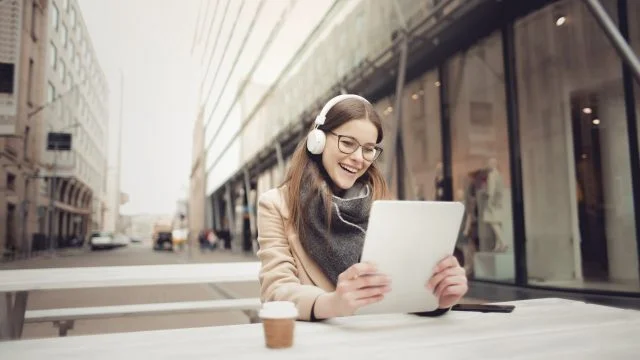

{"left": 306, "top": 94, "right": 370, "bottom": 154}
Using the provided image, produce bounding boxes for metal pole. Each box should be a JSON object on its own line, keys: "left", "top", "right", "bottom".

{"left": 583, "top": 0, "right": 640, "bottom": 85}
{"left": 116, "top": 70, "right": 124, "bottom": 234}
{"left": 225, "top": 183, "right": 235, "bottom": 247}
{"left": 48, "top": 150, "right": 57, "bottom": 254}
{"left": 243, "top": 168, "right": 256, "bottom": 252}
{"left": 384, "top": 34, "right": 409, "bottom": 188}
{"left": 243, "top": 169, "right": 254, "bottom": 234}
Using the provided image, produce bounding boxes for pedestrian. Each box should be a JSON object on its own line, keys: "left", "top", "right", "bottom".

{"left": 206, "top": 229, "right": 218, "bottom": 250}
{"left": 198, "top": 230, "right": 207, "bottom": 252}
{"left": 256, "top": 94, "right": 468, "bottom": 321}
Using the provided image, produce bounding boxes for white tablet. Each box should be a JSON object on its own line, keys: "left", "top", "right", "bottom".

{"left": 356, "top": 200, "right": 465, "bottom": 315}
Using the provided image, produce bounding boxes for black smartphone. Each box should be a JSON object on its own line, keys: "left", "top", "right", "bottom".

{"left": 451, "top": 304, "right": 515, "bottom": 313}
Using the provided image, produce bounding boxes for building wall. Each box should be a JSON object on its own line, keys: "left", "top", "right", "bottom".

{"left": 203, "top": 0, "right": 468, "bottom": 197}
{"left": 199, "top": 0, "right": 640, "bottom": 292}
{"left": 42, "top": 0, "right": 109, "bottom": 231}
{"left": 0, "top": 0, "right": 49, "bottom": 254}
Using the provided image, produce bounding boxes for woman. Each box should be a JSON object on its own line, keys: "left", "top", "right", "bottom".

{"left": 257, "top": 94, "right": 468, "bottom": 321}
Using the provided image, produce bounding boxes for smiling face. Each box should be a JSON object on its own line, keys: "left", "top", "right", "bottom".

{"left": 321, "top": 118, "right": 379, "bottom": 191}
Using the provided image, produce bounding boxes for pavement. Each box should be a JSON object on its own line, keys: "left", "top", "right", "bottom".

{"left": 1, "top": 241, "right": 261, "bottom": 339}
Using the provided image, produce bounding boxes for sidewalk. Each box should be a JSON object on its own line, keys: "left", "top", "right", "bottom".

{"left": 0, "top": 247, "right": 90, "bottom": 269}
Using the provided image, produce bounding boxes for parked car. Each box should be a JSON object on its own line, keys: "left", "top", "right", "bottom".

{"left": 89, "top": 232, "right": 115, "bottom": 250}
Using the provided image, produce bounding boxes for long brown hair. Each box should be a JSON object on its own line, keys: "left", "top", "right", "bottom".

{"left": 282, "top": 97, "right": 389, "bottom": 238}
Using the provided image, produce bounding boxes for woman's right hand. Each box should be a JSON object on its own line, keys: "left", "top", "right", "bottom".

{"left": 328, "top": 262, "right": 392, "bottom": 316}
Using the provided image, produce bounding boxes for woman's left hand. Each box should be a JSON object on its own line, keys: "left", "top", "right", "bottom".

{"left": 426, "top": 255, "right": 468, "bottom": 309}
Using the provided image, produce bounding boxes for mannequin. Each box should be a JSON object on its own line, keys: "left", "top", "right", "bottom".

{"left": 434, "top": 162, "right": 445, "bottom": 201}
{"left": 483, "top": 158, "right": 507, "bottom": 252}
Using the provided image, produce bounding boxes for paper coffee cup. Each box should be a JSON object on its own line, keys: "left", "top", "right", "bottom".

{"left": 259, "top": 301, "right": 298, "bottom": 349}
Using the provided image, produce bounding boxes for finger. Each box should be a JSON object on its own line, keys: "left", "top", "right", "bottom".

{"left": 434, "top": 275, "right": 467, "bottom": 299}
{"left": 352, "top": 284, "right": 391, "bottom": 300}
{"left": 426, "top": 266, "right": 465, "bottom": 291}
{"left": 339, "top": 262, "right": 378, "bottom": 282}
{"left": 435, "top": 274, "right": 467, "bottom": 298}
{"left": 433, "top": 255, "right": 460, "bottom": 273}
{"left": 351, "top": 293, "right": 385, "bottom": 309}
{"left": 353, "top": 273, "right": 391, "bottom": 290}
{"left": 441, "top": 283, "right": 468, "bottom": 298}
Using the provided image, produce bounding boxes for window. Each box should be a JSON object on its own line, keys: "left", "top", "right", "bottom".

{"left": 447, "top": 31, "right": 514, "bottom": 282}
{"left": 405, "top": 70, "right": 442, "bottom": 201}
{"left": 516, "top": 0, "right": 638, "bottom": 292}
{"left": 0, "top": 63, "right": 15, "bottom": 94}
{"left": 50, "top": 3, "right": 59, "bottom": 30}
{"left": 27, "top": 58, "right": 34, "bottom": 106}
{"left": 63, "top": 0, "right": 69, "bottom": 10}
{"left": 6, "top": 173, "right": 16, "bottom": 192}
{"left": 69, "top": 41, "right": 74, "bottom": 58}
{"left": 61, "top": 24, "right": 68, "bottom": 47}
{"left": 47, "top": 81, "right": 55, "bottom": 103}
{"left": 49, "top": 42, "right": 57, "bottom": 69}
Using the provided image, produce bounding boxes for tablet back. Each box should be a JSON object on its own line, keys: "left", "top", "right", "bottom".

{"left": 356, "top": 200, "right": 465, "bottom": 315}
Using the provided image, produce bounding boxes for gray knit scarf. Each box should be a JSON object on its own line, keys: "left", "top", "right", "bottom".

{"left": 298, "top": 169, "right": 372, "bottom": 286}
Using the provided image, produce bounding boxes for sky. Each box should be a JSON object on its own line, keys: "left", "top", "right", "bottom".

{"left": 75, "top": 0, "right": 346, "bottom": 216}
{"left": 78, "top": 0, "right": 201, "bottom": 215}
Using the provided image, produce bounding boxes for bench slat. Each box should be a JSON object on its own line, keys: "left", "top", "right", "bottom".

{"left": 25, "top": 298, "right": 262, "bottom": 323}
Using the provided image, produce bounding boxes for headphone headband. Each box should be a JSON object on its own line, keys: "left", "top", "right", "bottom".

{"left": 314, "top": 94, "right": 370, "bottom": 127}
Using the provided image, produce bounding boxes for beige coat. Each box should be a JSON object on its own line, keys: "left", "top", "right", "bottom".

{"left": 256, "top": 187, "right": 335, "bottom": 321}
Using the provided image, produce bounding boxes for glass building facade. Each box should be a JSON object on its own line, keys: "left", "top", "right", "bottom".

{"left": 203, "top": 0, "right": 640, "bottom": 296}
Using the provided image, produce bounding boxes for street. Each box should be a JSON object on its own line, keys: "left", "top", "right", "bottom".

{"left": 1, "top": 243, "right": 260, "bottom": 339}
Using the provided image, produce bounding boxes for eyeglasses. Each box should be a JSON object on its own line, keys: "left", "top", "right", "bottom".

{"left": 328, "top": 131, "right": 383, "bottom": 162}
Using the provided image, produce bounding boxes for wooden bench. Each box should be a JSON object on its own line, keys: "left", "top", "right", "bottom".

{"left": 25, "top": 298, "right": 262, "bottom": 336}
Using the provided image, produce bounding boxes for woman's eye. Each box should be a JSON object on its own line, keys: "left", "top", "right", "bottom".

{"left": 341, "top": 139, "right": 357, "bottom": 148}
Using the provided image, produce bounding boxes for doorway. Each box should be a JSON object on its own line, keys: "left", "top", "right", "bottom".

{"left": 570, "top": 91, "right": 609, "bottom": 281}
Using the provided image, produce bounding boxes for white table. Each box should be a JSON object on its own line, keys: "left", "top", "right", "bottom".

{"left": 0, "top": 262, "right": 261, "bottom": 340}
{"left": 1, "top": 298, "right": 638, "bottom": 359}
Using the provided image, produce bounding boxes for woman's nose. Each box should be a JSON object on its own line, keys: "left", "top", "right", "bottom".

{"left": 349, "top": 146, "right": 365, "bottom": 163}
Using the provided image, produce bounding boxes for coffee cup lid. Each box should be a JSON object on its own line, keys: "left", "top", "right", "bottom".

{"left": 259, "top": 301, "right": 298, "bottom": 319}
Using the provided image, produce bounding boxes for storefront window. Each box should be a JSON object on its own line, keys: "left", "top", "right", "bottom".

{"left": 447, "top": 31, "right": 514, "bottom": 282}
{"left": 516, "top": 0, "right": 639, "bottom": 292}
{"left": 401, "top": 70, "right": 442, "bottom": 201}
